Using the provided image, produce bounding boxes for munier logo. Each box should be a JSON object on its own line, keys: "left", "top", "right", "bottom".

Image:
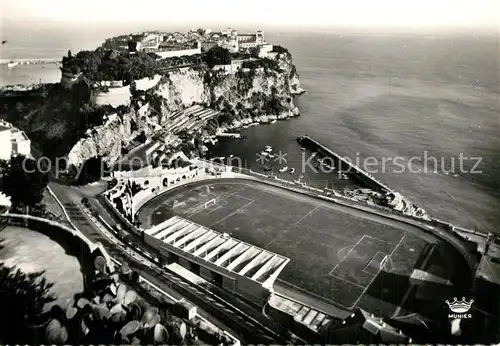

{"left": 446, "top": 297, "right": 474, "bottom": 319}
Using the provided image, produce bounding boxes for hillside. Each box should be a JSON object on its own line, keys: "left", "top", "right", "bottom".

{"left": 0, "top": 44, "right": 304, "bottom": 169}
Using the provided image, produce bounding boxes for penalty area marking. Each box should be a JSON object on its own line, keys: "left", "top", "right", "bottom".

{"left": 172, "top": 200, "right": 186, "bottom": 209}
{"left": 329, "top": 273, "right": 367, "bottom": 289}
{"left": 337, "top": 244, "right": 355, "bottom": 261}
{"left": 362, "top": 251, "right": 388, "bottom": 275}
{"left": 348, "top": 233, "right": 407, "bottom": 310}
{"left": 329, "top": 235, "right": 367, "bottom": 275}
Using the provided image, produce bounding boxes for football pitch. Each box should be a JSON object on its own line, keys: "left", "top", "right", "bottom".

{"left": 137, "top": 179, "right": 440, "bottom": 315}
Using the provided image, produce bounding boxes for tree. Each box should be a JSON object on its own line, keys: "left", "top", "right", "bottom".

{"left": 202, "top": 47, "right": 231, "bottom": 67}
{"left": 0, "top": 155, "right": 49, "bottom": 208}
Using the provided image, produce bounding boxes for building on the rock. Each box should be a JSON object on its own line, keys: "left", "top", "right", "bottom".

{"left": 0, "top": 122, "right": 31, "bottom": 160}
{"left": 10, "top": 128, "right": 31, "bottom": 156}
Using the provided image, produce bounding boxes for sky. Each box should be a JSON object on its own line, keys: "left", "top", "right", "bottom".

{"left": 1, "top": 0, "right": 499, "bottom": 30}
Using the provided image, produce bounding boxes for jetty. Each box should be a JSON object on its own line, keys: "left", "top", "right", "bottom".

{"left": 297, "top": 135, "right": 394, "bottom": 193}
{"left": 1, "top": 58, "right": 61, "bottom": 65}
{"left": 217, "top": 133, "right": 241, "bottom": 139}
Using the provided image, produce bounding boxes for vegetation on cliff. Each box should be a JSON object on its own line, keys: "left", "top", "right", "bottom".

{"left": 0, "top": 155, "right": 50, "bottom": 216}
{"left": 0, "top": 83, "right": 116, "bottom": 159}
{"left": 62, "top": 49, "right": 159, "bottom": 83}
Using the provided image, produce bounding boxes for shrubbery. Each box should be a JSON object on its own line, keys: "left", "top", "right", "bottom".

{"left": 62, "top": 50, "right": 158, "bottom": 83}
{"left": 201, "top": 47, "right": 231, "bottom": 67}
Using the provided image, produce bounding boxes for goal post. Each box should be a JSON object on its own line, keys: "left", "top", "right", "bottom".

{"left": 380, "top": 255, "right": 395, "bottom": 272}
{"left": 204, "top": 198, "right": 217, "bottom": 209}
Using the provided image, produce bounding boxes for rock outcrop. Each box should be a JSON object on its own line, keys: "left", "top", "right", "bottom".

{"left": 67, "top": 51, "right": 303, "bottom": 167}
{"left": 0, "top": 50, "right": 303, "bottom": 169}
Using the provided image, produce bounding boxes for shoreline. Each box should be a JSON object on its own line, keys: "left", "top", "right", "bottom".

{"left": 203, "top": 107, "right": 302, "bottom": 145}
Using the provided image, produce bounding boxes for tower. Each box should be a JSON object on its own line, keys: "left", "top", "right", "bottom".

{"left": 256, "top": 30, "right": 264, "bottom": 45}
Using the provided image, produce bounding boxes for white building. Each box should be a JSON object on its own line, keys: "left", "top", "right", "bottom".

{"left": 11, "top": 128, "right": 31, "bottom": 156}
{"left": 0, "top": 125, "right": 11, "bottom": 160}
{"left": 0, "top": 192, "right": 11, "bottom": 210}
{"left": 237, "top": 30, "right": 265, "bottom": 49}
{"left": 0, "top": 122, "right": 31, "bottom": 160}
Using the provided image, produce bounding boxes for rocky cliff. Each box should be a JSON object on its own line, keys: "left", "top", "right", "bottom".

{"left": 0, "top": 50, "right": 303, "bottom": 169}
{"left": 67, "top": 51, "right": 303, "bottom": 167}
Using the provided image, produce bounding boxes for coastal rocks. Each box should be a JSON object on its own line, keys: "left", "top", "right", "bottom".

{"left": 275, "top": 52, "right": 305, "bottom": 95}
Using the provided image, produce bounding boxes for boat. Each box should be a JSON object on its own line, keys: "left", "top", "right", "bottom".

{"left": 264, "top": 165, "right": 272, "bottom": 172}
{"left": 289, "top": 168, "right": 295, "bottom": 174}
{"left": 7, "top": 61, "right": 18, "bottom": 68}
{"left": 279, "top": 166, "right": 288, "bottom": 173}
{"left": 270, "top": 120, "right": 277, "bottom": 124}
{"left": 321, "top": 161, "right": 335, "bottom": 170}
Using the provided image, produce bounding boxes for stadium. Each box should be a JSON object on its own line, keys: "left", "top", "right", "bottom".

{"left": 136, "top": 178, "right": 471, "bottom": 321}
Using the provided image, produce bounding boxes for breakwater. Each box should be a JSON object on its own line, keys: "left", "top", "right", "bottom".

{"left": 297, "top": 135, "right": 394, "bottom": 193}
{"left": 1, "top": 58, "right": 60, "bottom": 65}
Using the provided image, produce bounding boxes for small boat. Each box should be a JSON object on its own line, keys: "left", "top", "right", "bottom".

{"left": 321, "top": 161, "right": 335, "bottom": 170}
{"left": 270, "top": 120, "right": 277, "bottom": 124}
{"left": 289, "top": 168, "right": 295, "bottom": 174}
{"left": 7, "top": 61, "right": 19, "bottom": 68}
{"left": 264, "top": 165, "right": 273, "bottom": 172}
{"left": 279, "top": 166, "right": 288, "bottom": 173}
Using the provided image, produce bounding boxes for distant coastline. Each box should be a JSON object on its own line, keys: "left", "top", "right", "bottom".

{"left": 0, "top": 64, "right": 61, "bottom": 87}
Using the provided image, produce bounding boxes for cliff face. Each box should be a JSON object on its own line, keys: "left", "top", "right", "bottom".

{"left": 40, "top": 53, "right": 303, "bottom": 168}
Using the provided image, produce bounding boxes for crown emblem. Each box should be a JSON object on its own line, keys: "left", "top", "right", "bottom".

{"left": 445, "top": 297, "right": 474, "bottom": 313}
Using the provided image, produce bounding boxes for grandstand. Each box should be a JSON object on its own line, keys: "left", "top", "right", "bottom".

{"left": 164, "top": 105, "right": 220, "bottom": 134}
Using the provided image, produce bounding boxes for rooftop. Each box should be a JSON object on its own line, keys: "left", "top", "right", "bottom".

{"left": 144, "top": 215, "right": 290, "bottom": 287}
{"left": 476, "top": 242, "right": 500, "bottom": 285}
{"left": 11, "top": 129, "right": 30, "bottom": 142}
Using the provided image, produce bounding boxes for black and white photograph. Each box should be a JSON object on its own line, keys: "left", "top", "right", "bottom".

{"left": 0, "top": 0, "right": 499, "bottom": 344}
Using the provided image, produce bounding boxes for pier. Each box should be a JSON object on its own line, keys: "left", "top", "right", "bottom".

{"left": 1, "top": 58, "right": 61, "bottom": 65}
{"left": 217, "top": 133, "right": 242, "bottom": 139}
{"left": 297, "top": 135, "right": 394, "bottom": 193}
